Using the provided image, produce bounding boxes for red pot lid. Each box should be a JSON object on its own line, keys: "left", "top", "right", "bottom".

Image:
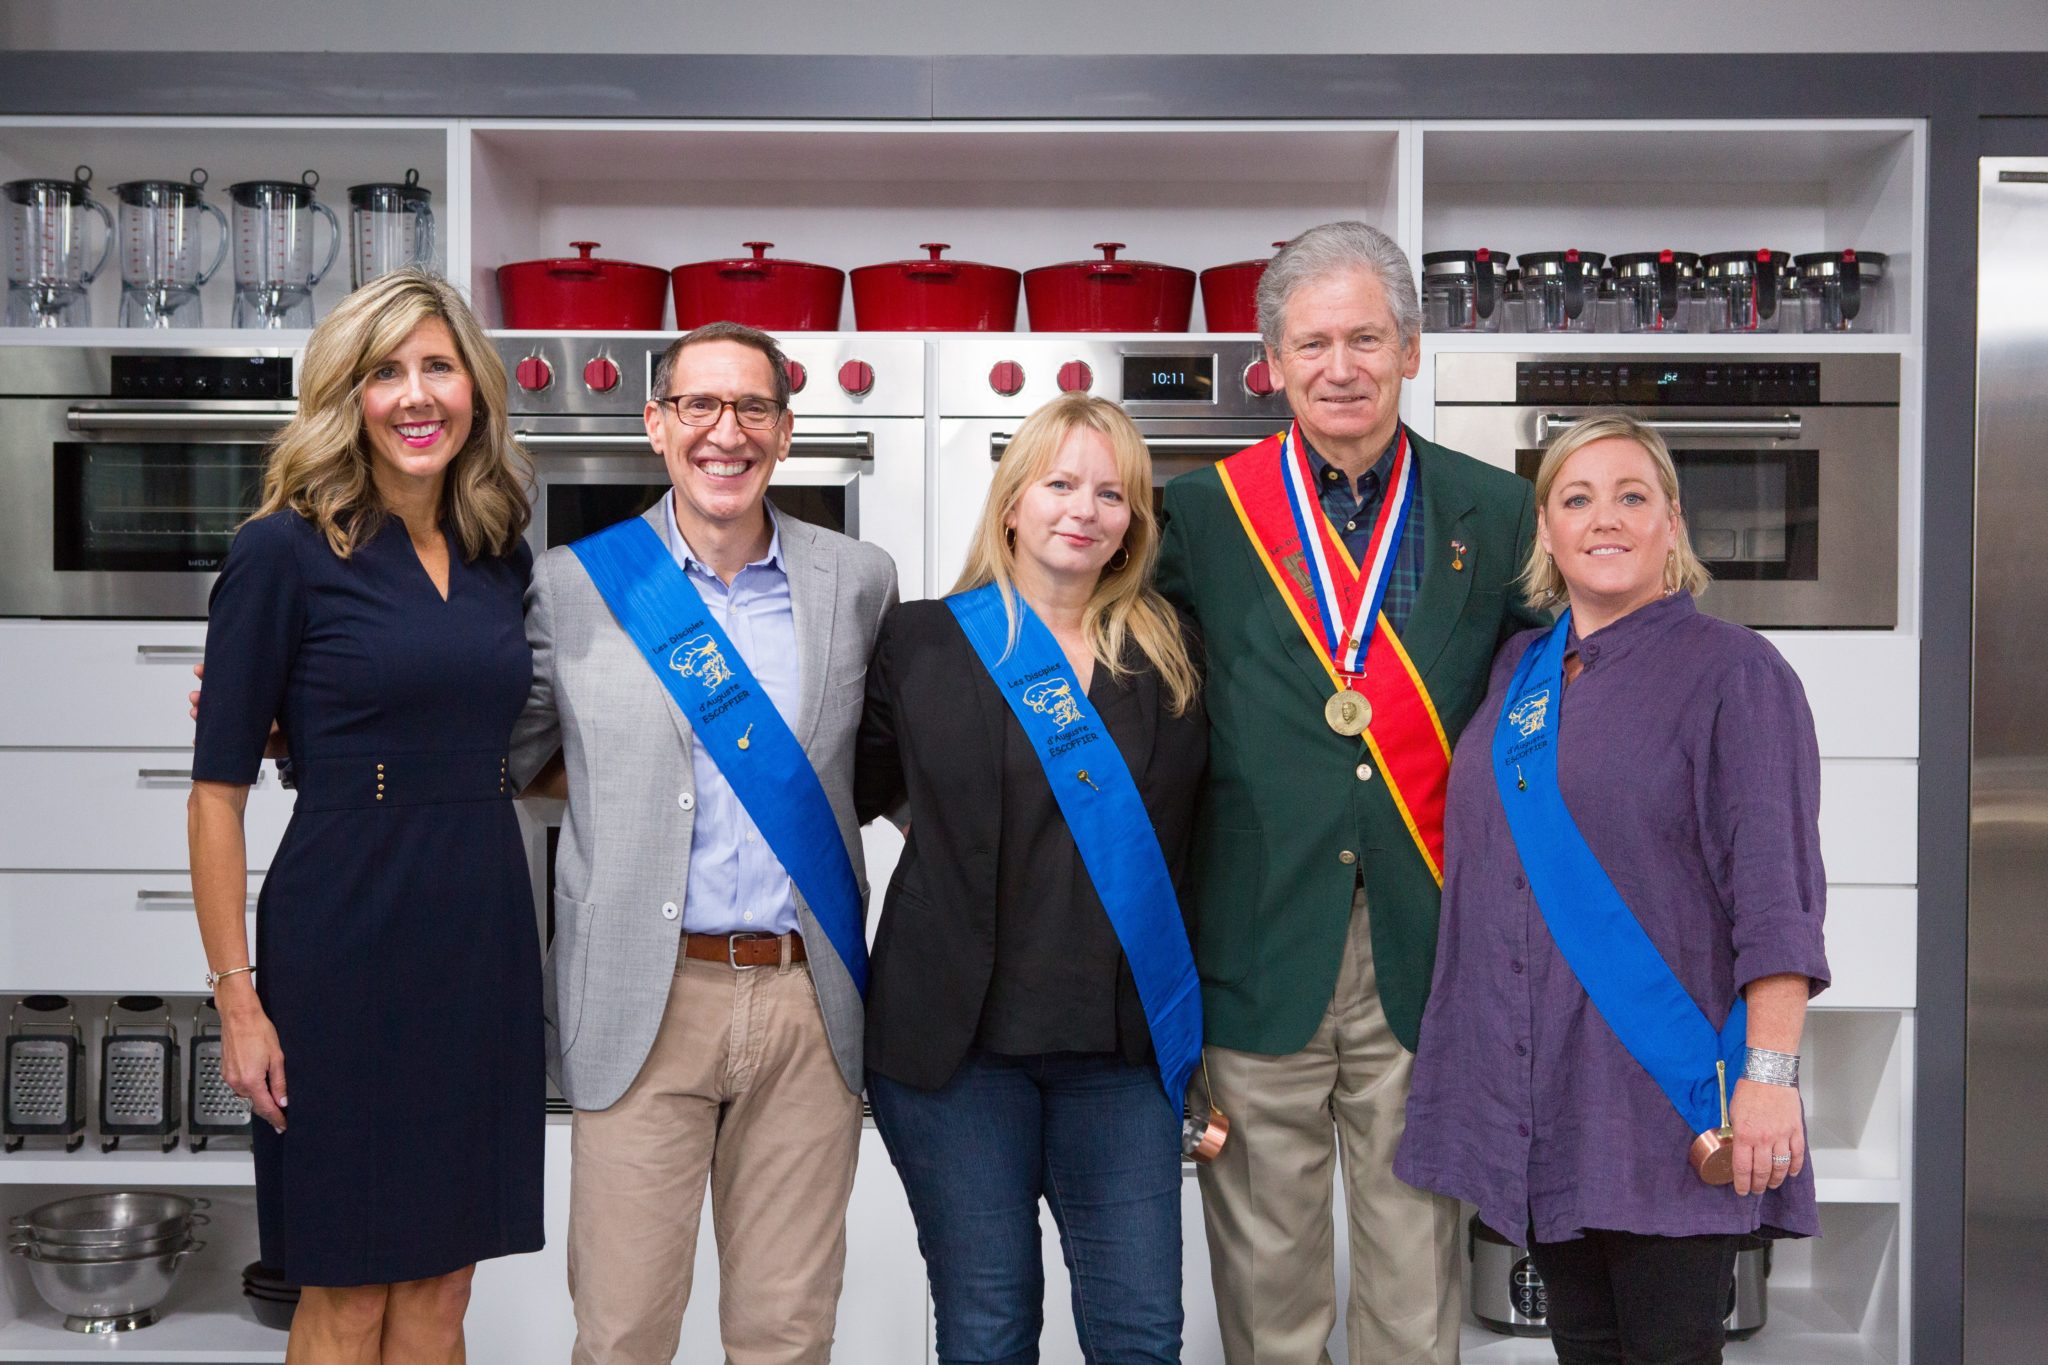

{"left": 858, "top": 242, "right": 1013, "bottom": 274}
{"left": 507, "top": 241, "right": 663, "bottom": 276}
{"left": 677, "top": 241, "right": 839, "bottom": 275}
{"left": 1206, "top": 241, "right": 1289, "bottom": 273}
{"left": 1029, "top": 242, "right": 1194, "bottom": 277}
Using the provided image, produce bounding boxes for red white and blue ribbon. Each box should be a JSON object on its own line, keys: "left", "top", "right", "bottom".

{"left": 1278, "top": 422, "right": 1415, "bottom": 675}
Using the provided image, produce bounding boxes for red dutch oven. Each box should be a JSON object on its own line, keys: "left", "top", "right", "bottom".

{"left": 497, "top": 241, "right": 668, "bottom": 330}
{"left": 1200, "top": 241, "right": 1286, "bottom": 333}
{"left": 1023, "top": 242, "right": 1196, "bottom": 332}
{"left": 851, "top": 243, "right": 1020, "bottom": 332}
{"left": 671, "top": 241, "right": 844, "bottom": 331}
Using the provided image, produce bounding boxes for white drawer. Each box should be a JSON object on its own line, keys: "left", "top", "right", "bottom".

{"left": 1764, "top": 632, "right": 1920, "bottom": 760}
{"left": 1818, "top": 759, "right": 1917, "bottom": 886}
{"left": 1816, "top": 885, "right": 1917, "bottom": 1009}
{"left": 0, "top": 751, "right": 293, "bottom": 871}
{"left": 0, "top": 621, "right": 209, "bottom": 750}
{"left": 0, "top": 871, "right": 260, "bottom": 996}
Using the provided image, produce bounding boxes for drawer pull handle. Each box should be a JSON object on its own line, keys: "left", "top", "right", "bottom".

{"left": 138, "top": 768, "right": 265, "bottom": 788}
{"left": 135, "top": 645, "right": 205, "bottom": 661}
{"left": 134, "top": 890, "right": 256, "bottom": 911}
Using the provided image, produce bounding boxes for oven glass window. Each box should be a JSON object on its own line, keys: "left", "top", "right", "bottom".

{"left": 53, "top": 442, "right": 269, "bottom": 572}
{"left": 543, "top": 483, "right": 850, "bottom": 551}
{"left": 1515, "top": 447, "right": 1819, "bottom": 582}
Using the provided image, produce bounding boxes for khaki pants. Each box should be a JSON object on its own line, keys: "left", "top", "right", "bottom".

{"left": 1197, "top": 887, "right": 1463, "bottom": 1365}
{"left": 567, "top": 952, "right": 862, "bottom": 1365}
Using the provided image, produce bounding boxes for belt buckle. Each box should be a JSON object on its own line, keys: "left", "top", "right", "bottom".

{"left": 726, "top": 931, "right": 774, "bottom": 970}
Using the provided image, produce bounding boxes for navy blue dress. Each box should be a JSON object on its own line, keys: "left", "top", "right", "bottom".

{"left": 193, "top": 510, "right": 545, "bottom": 1287}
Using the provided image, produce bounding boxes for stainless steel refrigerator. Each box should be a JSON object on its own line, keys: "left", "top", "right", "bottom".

{"left": 1969, "top": 156, "right": 2048, "bottom": 1361}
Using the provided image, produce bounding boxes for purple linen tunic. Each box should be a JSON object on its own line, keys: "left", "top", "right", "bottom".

{"left": 1393, "top": 591, "right": 1829, "bottom": 1244}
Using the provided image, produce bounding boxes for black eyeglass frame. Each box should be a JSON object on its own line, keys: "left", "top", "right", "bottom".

{"left": 652, "top": 393, "right": 788, "bottom": 431}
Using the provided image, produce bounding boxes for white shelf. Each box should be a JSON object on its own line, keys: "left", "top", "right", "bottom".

{"left": 0, "top": 1146, "right": 253, "bottom": 1187}
{"left": 1418, "top": 331, "right": 1913, "bottom": 354}
{"left": 0, "top": 327, "right": 306, "bottom": 349}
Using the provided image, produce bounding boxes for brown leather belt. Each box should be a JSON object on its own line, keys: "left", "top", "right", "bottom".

{"left": 683, "top": 930, "right": 806, "bottom": 969}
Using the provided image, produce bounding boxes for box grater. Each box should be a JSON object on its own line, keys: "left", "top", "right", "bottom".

{"left": 99, "top": 995, "right": 181, "bottom": 1153}
{"left": 186, "top": 997, "right": 250, "bottom": 1150}
{"left": 4, "top": 996, "right": 86, "bottom": 1153}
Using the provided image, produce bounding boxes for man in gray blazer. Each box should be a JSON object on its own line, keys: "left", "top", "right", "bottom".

{"left": 509, "top": 321, "right": 897, "bottom": 1365}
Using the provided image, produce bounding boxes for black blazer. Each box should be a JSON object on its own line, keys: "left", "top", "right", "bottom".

{"left": 856, "top": 596, "right": 1207, "bottom": 1090}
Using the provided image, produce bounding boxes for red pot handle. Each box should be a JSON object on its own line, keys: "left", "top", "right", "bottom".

{"left": 905, "top": 242, "right": 959, "bottom": 279}
{"left": 548, "top": 241, "right": 602, "bottom": 278}
{"left": 1086, "top": 241, "right": 1137, "bottom": 278}
{"left": 720, "top": 241, "right": 774, "bottom": 277}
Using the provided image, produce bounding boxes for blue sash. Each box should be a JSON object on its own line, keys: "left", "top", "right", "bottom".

{"left": 571, "top": 516, "right": 867, "bottom": 994}
{"left": 1492, "top": 613, "right": 1745, "bottom": 1141}
{"left": 946, "top": 583, "right": 1203, "bottom": 1110}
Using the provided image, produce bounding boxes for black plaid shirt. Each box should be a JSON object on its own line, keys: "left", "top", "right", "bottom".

{"left": 1302, "top": 427, "right": 1426, "bottom": 635}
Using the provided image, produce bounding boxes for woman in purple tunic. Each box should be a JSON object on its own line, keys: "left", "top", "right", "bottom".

{"left": 1395, "top": 411, "right": 1828, "bottom": 1365}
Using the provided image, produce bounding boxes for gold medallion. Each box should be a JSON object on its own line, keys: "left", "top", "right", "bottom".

{"left": 1324, "top": 689, "right": 1370, "bottom": 736}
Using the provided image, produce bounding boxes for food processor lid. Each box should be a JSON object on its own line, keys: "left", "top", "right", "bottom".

{"left": 1421, "top": 249, "right": 1511, "bottom": 276}
{"left": 348, "top": 168, "right": 431, "bottom": 208}
{"left": 229, "top": 170, "right": 319, "bottom": 207}
{"left": 1795, "top": 249, "right": 1887, "bottom": 279}
{"left": 112, "top": 170, "right": 209, "bottom": 206}
{"left": 1703, "top": 249, "right": 1792, "bottom": 274}
{"left": 4, "top": 164, "right": 96, "bottom": 202}
{"left": 1611, "top": 250, "right": 1702, "bottom": 276}
{"left": 1516, "top": 250, "right": 1607, "bottom": 274}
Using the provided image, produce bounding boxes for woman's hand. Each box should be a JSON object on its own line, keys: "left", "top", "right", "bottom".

{"left": 1729, "top": 1077, "right": 1804, "bottom": 1196}
{"left": 215, "top": 980, "right": 288, "bottom": 1133}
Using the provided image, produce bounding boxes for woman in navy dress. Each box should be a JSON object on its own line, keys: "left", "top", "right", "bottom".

{"left": 189, "top": 267, "right": 543, "bottom": 1362}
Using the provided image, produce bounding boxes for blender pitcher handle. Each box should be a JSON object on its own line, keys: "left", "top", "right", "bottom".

{"left": 309, "top": 201, "right": 342, "bottom": 288}
{"left": 195, "top": 200, "right": 230, "bottom": 287}
{"left": 82, "top": 197, "right": 115, "bottom": 286}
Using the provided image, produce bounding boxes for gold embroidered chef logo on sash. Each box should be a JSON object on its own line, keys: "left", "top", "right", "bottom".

{"left": 668, "top": 634, "right": 735, "bottom": 691}
{"left": 1022, "top": 677, "right": 1084, "bottom": 732}
{"left": 1279, "top": 546, "right": 1313, "bottom": 598}
{"left": 1509, "top": 689, "right": 1551, "bottom": 738}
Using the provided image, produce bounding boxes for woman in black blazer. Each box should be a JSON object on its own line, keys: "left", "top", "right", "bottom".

{"left": 857, "top": 392, "right": 1206, "bottom": 1364}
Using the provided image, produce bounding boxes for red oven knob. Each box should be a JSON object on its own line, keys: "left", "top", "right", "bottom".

{"left": 838, "top": 360, "right": 875, "bottom": 397}
{"left": 989, "top": 360, "right": 1025, "bottom": 396}
{"left": 1243, "top": 359, "right": 1277, "bottom": 397}
{"left": 784, "top": 359, "right": 808, "bottom": 394}
{"left": 515, "top": 355, "right": 553, "bottom": 392}
{"left": 582, "top": 356, "right": 621, "bottom": 393}
{"left": 1057, "top": 360, "right": 1094, "bottom": 393}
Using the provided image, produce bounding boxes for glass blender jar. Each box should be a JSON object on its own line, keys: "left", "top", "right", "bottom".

{"left": 113, "top": 170, "right": 229, "bottom": 329}
{"left": 1703, "top": 250, "right": 1794, "bottom": 333}
{"left": 1421, "top": 249, "right": 1511, "bottom": 332}
{"left": 348, "top": 169, "right": 435, "bottom": 290}
{"left": 229, "top": 170, "right": 340, "bottom": 329}
{"left": 5, "top": 165, "right": 113, "bottom": 328}
{"left": 1611, "top": 250, "right": 1704, "bottom": 333}
{"left": 1516, "top": 250, "right": 1606, "bottom": 333}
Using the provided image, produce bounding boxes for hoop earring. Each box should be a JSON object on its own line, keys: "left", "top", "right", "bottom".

{"left": 1004, "top": 526, "right": 1015, "bottom": 550}
{"left": 1107, "top": 545, "right": 1130, "bottom": 573}
{"left": 1664, "top": 547, "right": 1681, "bottom": 595}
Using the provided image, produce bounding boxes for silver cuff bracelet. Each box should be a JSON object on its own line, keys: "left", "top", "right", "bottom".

{"left": 1743, "top": 1047, "right": 1800, "bottom": 1087}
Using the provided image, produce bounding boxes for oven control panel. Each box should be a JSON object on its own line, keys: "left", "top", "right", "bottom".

{"left": 110, "top": 354, "right": 295, "bottom": 400}
{"left": 1515, "top": 360, "right": 1821, "bottom": 406}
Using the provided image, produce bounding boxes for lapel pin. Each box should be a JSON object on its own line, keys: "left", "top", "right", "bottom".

{"left": 1451, "top": 539, "right": 1468, "bottom": 572}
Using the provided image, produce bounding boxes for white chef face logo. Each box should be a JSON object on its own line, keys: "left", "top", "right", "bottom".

{"left": 668, "top": 635, "right": 734, "bottom": 691}
{"left": 1509, "top": 689, "right": 1551, "bottom": 739}
{"left": 1022, "top": 677, "right": 1083, "bottom": 731}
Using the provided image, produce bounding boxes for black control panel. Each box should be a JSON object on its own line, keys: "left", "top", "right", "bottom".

{"left": 111, "top": 354, "right": 295, "bottom": 400}
{"left": 1122, "top": 355, "right": 1215, "bottom": 402}
{"left": 1515, "top": 360, "right": 1820, "bottom": 406}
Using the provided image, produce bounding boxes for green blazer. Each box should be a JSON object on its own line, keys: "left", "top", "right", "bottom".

{"left": 1158, "top": 426, "right": 1546, "bottom": 1057}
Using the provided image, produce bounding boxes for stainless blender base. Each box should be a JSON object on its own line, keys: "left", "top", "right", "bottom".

{"left": 65, "top": 1307, "right": 160, "bottom": 1334}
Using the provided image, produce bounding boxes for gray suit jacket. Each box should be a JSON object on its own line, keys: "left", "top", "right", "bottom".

{"left": 509, "top": 502, "right": 899, "bottom": 1110}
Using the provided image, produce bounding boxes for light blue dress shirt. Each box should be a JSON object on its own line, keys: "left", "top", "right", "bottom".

{"left": 664, "top": 492, "right": 803, "bottom": 936}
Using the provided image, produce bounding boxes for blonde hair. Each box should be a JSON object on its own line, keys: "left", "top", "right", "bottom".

{"left": 1517, "top": 409, "right": 1711, "bottom": 611}
{"left": 251, "top": 267, "right": 530, "bottom": 560}
{"left": 951, "top": 392, "right": 1199, "bottom": 715}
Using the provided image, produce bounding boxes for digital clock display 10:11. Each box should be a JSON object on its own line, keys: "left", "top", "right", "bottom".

{"left": 1121, "top": 355, "right": 1216, "bottom": 402}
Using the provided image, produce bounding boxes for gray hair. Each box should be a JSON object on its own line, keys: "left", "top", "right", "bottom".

{"left": 1256, "top": 221, "right": 1422, "bottom": 353}
{"left": 650, "top": 320, "right": 792, "bottom": 408}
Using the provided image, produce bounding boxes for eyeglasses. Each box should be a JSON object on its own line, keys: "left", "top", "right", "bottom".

{"left": 655, "top": 393, "right": 786, "bottom": 430}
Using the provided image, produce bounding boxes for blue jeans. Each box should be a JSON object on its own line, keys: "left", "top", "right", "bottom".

{"left": 868, "top": 1051, "right": 1184, "bottom": 1365}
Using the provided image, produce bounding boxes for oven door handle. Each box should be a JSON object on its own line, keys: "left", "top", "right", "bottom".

{"left": 989, "top": 434, "right": 1255, "bottom": 460}
{"left": 1534, "top": 413, "right": 1804, "bottom": 443}
{"left": 67, "top": 406, "right": 295, "bottom": 434}
{"left": 517, "top": 431, "right": 874, "bottom": 460}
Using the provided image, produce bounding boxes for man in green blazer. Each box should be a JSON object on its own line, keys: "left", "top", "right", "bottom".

{"left": 1159, "top": 221, "right": 1545, "bottom": 1364}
